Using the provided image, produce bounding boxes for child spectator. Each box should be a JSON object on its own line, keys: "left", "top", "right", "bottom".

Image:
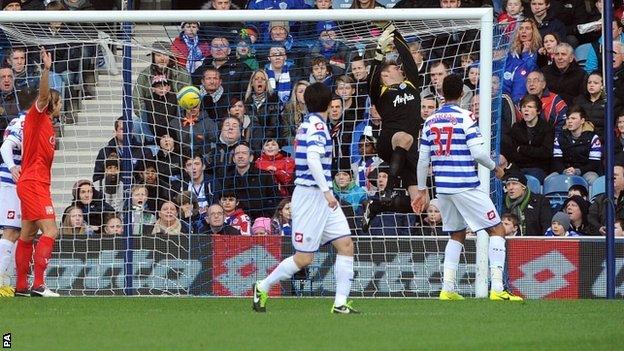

{"left": 272, "top": 198, "right": 292, "bottom": 236}
{"left": 60, "top": 206, "right": 90, "bottom": 236}
{"left": 176, "top": 191, "right": 201, "bottom": 231}
{"left": 308, "top": 56, "right": 333, "bottom": 87}
{"left": 197, "top": 204, "right": 241, "bottom": 235}
{"left": 251, "top": 217, "right": 274, "bottom": 235}
{"left": 254, "top": 138, "right": 295, "bottom": 197}
{"left": 544, "top": 211, "right": 573, "bottom": 236}
{"left": 94, "top": 157, "right": 124, "bottom": 212}
{"left": 220, "top": 191, "right": 252, "bottom": 236}
{"left": 308, "top": 21, "right": 349, "bottom": 76}
{"left": 235, "top": 33, "right": 259, "bottom": 71}
{"left": 152, "top": 200, "right": 189, "bottom": 235}
{"left": 171, "top": 21, "right": 210, "bottom": 74}
{"left": 130, "top": 184, "right": 156, "bottom": 235}
{"left": 103, "top": 215, "right": 123, "bottom": 236}
{"left": 145, "top": 75, "right": 179, "bottom": 141}
{"left": 537, "top": 32, "right": 561, "bottom": 69}
{"left": 155, "top": 134, "right": 185, "bottom": 190}
{"left": 421, "top": 198, "right": 444, "bottom": 236}
{"left": 464, "top": 64, "right": 479, "bottom": 94}
{"left": 497, "top": 0, "right": 524, "bottom": 32}
{"left": 184, "top": 154, "right": 212, "bottom": 211}
{"left": 333, "top": 170, "right": 368, "bottom": 215}
{"left": 501, "top": 213, "right": 520, "bottom": 236}
{"left": 280, "top": 80, "right": 309, "bottom": 145}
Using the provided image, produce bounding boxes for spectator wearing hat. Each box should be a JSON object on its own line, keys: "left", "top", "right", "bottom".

{"left": 544, "top": 211, "right": 573, "bottom": 236}
{"left": 421, "top": 198, "right": 444, "bottom": 236}
{"left": 305, "top": 21, "right": 349, "bottom": 77}
{"left": 2, "top": 0, "right": 20, "bottom": 10}
{"left": 196, "top": 204, "right": 241, "bottom": 235}
{"left": 251, "top": 217, "right": 275, "bottom": 235}
{"left": 235, "top": 27, "right": 259, "bottom": 71}
{"left": 172, "top": 21, "right": 210, "bottom": 75}
{"left": 562, "top": 195, "right": 592, "bottom": 236}
{"left": 502, "top": 171, "right": 552, "bottom": 235}
{"left": 65, "top": 179, "right": 116, "bottom": 232}
{"left": 246, "top": 0, "right": 310, "bottom": 41}
{"left": 133, "top": 40, "right": 191, "bottom": 121}
{"left": 254, "top": 138, "right": 295, "bottom": 197}
{"left": 145, "top": 74, "right": 179, "bottom": 142}
{"left": 361, "top": 162, "right": 412, "bottom": 234}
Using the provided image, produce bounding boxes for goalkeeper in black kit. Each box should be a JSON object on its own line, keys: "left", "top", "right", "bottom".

{"left": 367, "top": 24, "right": 423, "bottom": 208}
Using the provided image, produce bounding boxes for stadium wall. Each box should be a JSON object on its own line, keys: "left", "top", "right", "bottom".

{"left": 45, "top": 235, "right": 624, "bottom": 298}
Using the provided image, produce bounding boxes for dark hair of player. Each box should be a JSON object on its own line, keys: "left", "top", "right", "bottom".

{"left": 304, "top": 82, "right": 333, "bottom": 113}
{"left": 442, "top": 74, "right": 464, "bottom": 101}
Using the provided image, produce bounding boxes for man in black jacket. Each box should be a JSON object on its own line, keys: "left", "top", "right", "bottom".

{"left": 589, "top": 165, "right": 624, "bottom": 235}
{"left": 542, "top": 43, "right": 587, "bottom": 107}
{"left": 503, "top": 171, "right": 552, "bottom": 235}
{"left": 219, "top": 143, "right": 279, "bottom": 219}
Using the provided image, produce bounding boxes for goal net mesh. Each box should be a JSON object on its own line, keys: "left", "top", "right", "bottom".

{"left": 0, "top": 15, "right": 512, "bottom": 296}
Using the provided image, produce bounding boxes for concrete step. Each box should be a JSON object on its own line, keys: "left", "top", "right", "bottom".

{"left": 60, "top": 125, "right": 114, "bottom": 139}
{"left": 58, "top": 137, "right": 110, "bottom": 150}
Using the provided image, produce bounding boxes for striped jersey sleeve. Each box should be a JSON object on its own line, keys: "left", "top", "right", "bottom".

{"left": 422, "top": 104, "right": 480, "bottom": 194}
{"left": 0, "top": 114, "right": 25, "bottom": 187}
{"left": 589, "top": 135, "right": 602, "bottom": 160}
{"left": 553, "top": 137, "right": 562, "bottom": 158}
{"left": 294, "top": 113, "right": 333, "bottom": 188}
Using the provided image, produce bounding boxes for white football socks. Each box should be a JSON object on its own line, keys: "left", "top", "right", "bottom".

{"left": 442, "top": 239, "right": 463, "bottom": 292}
{"left": 334, "top": 255, "right": 354, "bottom": 307}
{"left": 489, "top": 236, "right": 506, "bottom": 292}
{"left": 0, "top": 239, "right": 15, "bottom": 286}
{"left": 258, "top": 256, "right": 300, "bottom": 293}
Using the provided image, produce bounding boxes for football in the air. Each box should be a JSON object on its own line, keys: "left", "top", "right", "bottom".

{"left": 176, "top": 86, "right": 201, "bottom": 110}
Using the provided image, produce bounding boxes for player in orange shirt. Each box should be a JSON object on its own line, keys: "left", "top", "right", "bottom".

{"left": 14, "top": 49, "right": 62, "bottom": 297}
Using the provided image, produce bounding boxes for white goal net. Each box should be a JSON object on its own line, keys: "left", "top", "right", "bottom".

{"left": 0, "top": 9, "right": 512, "bottom": 296}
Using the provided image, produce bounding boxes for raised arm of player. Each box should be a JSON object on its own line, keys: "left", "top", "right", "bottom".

{"left": 367, "top": 24, "right": 395, "bottom": 107}
{"left": 36, "top": 48, "right": 52, "bottom": 112}
{"left": 393, "top": 29, "right": 422, "bottom": 88}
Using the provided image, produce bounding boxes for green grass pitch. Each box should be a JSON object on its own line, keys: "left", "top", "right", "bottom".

{"left": 2, "top": 298, "right": 623, "bottom": 351}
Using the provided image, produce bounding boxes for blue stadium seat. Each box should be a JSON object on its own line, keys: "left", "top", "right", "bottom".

{"left": 590, "top": 175, "right": 606, "bottom": 201}
{"left": 543, "top": 175, "right": 588, "bottom": 209}
{"left": 282, "top": 145, "right": 293, "bottom": 156}
{"left": 525, "top": 174, "right": 542, "bottom": 194}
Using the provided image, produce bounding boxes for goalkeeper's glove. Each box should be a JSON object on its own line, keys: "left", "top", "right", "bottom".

{"left": 375, "top": 33, "right": 394, "bottom": 61}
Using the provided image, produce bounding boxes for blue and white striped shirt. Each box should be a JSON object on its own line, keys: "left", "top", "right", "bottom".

{"left": 421, "top": 104, "right": 482, "bottom": 194}
{"left": 294, "top": 113, "right": 332, "bottom": 188}
{"left": 0, "top": 115, "right": 25, "bottom": 187}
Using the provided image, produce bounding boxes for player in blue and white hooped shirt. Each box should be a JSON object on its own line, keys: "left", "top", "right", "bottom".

{"left": 0, "top": 112, "right": 26, "bottom": 296}
{"left": 252, "top": 82, "right": 358, "bottom": 314}
{"left": 413, "top": 74, "right": 522, "bottom": 302}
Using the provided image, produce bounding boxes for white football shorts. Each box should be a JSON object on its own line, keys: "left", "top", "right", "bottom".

{"left": 437, "top": 188, "right": 500, "bottom": 233}
{"left": 0, "top": 185, "right": 21, "bottom": 229}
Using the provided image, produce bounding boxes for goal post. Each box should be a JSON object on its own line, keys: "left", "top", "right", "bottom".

{"left": 0, "top": 8, "right": 508, "bottom": 297}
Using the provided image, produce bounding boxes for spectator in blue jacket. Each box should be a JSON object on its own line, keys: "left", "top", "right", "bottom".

{"left": 503, "top": 18, "right": 541, "bottom": 103}
{"left": 246, "top": 0, "right": 310, "bottom": 40}
{"left": 333, "top": 170, "right": 368, "bottom": 215}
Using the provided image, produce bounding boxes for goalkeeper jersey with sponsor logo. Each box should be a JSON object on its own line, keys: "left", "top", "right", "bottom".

{"left": 420, "top": 103, "right": 483, "bottom": 194}
{"left": 0, "top": 113, "right": 25, "bottom": 187}
{"left": 294, "top": 113, "right": 332, "bottom": 188}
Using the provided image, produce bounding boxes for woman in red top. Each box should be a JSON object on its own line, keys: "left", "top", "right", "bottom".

{"left": 14, "top": 49, "right": 62, "bottom": 297}
{"left": 254, "top": 139, "right": 295, "bottom": 197}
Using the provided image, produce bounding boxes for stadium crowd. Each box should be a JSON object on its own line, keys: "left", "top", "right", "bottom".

{"left": 1, "top": 0, "right": 624, "bottom": 238}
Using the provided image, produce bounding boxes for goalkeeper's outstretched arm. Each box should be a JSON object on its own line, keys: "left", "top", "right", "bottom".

{"left": 392, "top": 29, "right": 422, "bottom": 88}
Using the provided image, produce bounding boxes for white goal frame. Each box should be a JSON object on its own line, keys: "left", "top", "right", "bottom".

{"left": 0, "top": 8, "right": 495, "bottom": 298}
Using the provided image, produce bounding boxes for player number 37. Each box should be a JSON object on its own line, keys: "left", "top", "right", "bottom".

{"left": 431, "top": 126, "right": 454, "bottom": 156}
